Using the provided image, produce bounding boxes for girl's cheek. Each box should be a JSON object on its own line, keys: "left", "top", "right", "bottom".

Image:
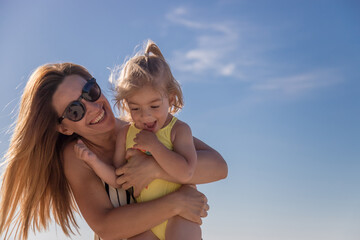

{"left": 131, "top": 113, "right": 140, "bottom": 121}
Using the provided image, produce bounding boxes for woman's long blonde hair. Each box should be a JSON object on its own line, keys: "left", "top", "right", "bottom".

{"left": 0, "top": 63, "right": 92, "bottom": 239}
{"left": 111, "top": 39, "right": 184, "bottom": 121}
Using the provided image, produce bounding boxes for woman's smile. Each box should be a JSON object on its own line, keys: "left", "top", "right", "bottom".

{"left": 90, "top": 107, "right": 106, "bottom": 125}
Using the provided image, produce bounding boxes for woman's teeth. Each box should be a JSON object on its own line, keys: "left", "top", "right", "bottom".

{"left": 91, "top": 110, "right": 105, "bottom": 124}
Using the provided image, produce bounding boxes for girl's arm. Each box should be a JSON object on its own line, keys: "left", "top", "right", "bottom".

{"left": 133, "top": 121, "right": 197, "bottom": 182}
{"left": 64, "top": 142, "right": 208, "bottom": 240}
{"left": 116, "top": 137, "right": 227, "bottom": 197}
{"left": 74, "top": 139, "right": 120, "bottom": 188}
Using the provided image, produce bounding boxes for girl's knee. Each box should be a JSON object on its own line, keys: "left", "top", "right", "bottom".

{"left": 166, "top": 216, "right": 201, "bottom": 240}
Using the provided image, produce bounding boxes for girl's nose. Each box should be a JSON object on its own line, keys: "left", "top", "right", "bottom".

{"left": 140, "top": 108, "right": 151, "bottom": 118}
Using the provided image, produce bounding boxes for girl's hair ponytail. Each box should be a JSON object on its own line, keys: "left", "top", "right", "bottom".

{"left": 144, "top": 40, "right": 165, "bottom": 60}
{"left": 112, "top": 39, "right": 184, "bottom": 120}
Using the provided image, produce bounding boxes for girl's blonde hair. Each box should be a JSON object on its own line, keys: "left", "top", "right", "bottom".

{"left": 0, "top": 63, "right": 92, "bottom": 239}
{"left": 111, "top": 40, "right": 184, "bottom": 120}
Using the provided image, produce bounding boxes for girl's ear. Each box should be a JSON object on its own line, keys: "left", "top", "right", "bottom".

{"left": 123, "top": 99, "right": 130, "bottom": 113}
{"left": 56, "top": 124, "right": 74, "bottom": 136}
{"left": 168, "top": 94, "right": 175, "bottom": 106}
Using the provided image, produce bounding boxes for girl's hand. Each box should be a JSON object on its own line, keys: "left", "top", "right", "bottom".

{"left": 171, "top": 185, "right": 209, "bottom": 224}
{"left": 74, "top": 139, "right": 99, "bottom": 164}
{"left": 115, "top": 148, "right": 159, "bottom": 197}
{"left": 133, "top": 130, "right": 160, "bottom": 153}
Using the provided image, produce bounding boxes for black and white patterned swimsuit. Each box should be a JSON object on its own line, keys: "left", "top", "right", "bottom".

{"left": 94, "top": 183, "right": 135, "bottom": 240}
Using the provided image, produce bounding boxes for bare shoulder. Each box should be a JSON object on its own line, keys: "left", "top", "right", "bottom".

{"left": 116, "top": 118, "right": 129, "bottom": 128}
{"left": 116, "top": 122, "right": 130, "bottom": 144}
{"left": 62, "top": 141, "right": 114, "bottom": 233}
{"left": 171, "top": 119, "right": 193, "bottom": 141}
{"left": 172, "top": 119, "right": 192, "bottom": 132}
{"left": 63, "top": 140, "right": 79, "bottom": 173}
{"left": 62, "top": 140, "right": 93, "bottom": 181}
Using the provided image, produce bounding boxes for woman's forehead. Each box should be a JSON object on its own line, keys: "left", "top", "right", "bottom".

{"left": 57, "top": 75, "right": 86, "bottom": 95}
{"left": 52, "top": 75, "right": 87, "bottom": 112}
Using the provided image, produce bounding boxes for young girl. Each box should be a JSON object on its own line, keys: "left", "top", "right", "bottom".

{"left": 74, "top": 40, "right": 201, "bottom": 240}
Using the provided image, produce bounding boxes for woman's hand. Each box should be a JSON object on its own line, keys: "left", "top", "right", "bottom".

{"left": 170, "top": 185, "right": 209, "bottom": 225}
{"left": 115, "top": 148, "right": 160, "bottom": 197}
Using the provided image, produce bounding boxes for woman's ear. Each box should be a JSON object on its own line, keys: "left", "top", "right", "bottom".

{"left": 56, "top": 124, "right": 74, "bottom": 136}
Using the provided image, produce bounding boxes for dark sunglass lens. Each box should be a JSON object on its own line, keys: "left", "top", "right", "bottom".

{"left": 83, "top": 82, "right": 101, "bottom": 101}
{"left": 66, "top": 102, "right": 85, "bottom": 121}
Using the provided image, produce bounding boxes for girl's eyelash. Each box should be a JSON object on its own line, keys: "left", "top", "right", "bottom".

{"left": 131, "top": 108, "right": 139, "bottom": 111}
{"left": 151, "top": 106, "right": 159, "bottom": 108}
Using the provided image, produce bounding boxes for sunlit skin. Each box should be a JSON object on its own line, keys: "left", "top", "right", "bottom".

{"left": 53, "top": 75, "right": 117, "bottom": 158}
{"left": 53, "top": 76, "right": 212, "bottom": 240}
{"left": 51, "top": 74, "right": 226, "bottom": 240}
{"left": 73, "top": 83, "right": 198, "bottom": 187}
{"left": 74, "top": 83, "right": 201, "bottom": 239}
{"left": 127, "top": 85, "right": 173, "bottom": 133}
{"left": 126, "top": 85, "right": 174, "bottom": 152}
{"left": 0, "top": 57, "right": 226, "bottom": 240}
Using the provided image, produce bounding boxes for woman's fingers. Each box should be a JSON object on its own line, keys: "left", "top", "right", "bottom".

{"left": 115, "top": 176, "right": 132, "bottom": 190}
{"left": 124, "top": 148, "right": 142, "bottom": 160}
{"left": 115, "top": 166, "right": 123, "bottom": 176}
{"left": 116, "top": 151, "right": 157, "bottom": 193}
{"left": 201, "top": 203, "right": 209, "bottom": 217}
{"left": 133, "top": 188, "right": 141, "bottom": 198}
{"left": 115, "top": 173, "right": 126, "bottom": 186}
{"left": 175, "top": 185, "right": 209, "bottom": 225}
{"left": 121, "top": 182, "right": 132, "bottom": 190}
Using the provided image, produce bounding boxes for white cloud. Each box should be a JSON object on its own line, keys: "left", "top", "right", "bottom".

{"left": 166, "top": 7, "right": 241, "bottom": 79}
{"left": 166, "top": 7, "right": 233, "bottom": 35}
{"left": 221, "top": 64, "right": 235, "bottom": 76}
{"left": 164, "top": 6, "right": 342, "bottom": 102}
{"left": 252, "top": 70, "right": 341, "bottom": 96}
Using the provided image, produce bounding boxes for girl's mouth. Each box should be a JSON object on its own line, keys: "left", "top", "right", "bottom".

{"left": 144, "top": 121, "right": 157, "bottom": 131}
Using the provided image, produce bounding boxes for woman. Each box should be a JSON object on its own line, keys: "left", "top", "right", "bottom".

{"left": 0, "top": 63, "right": 227, "bottom": 240}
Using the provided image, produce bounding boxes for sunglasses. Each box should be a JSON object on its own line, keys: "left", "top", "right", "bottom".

{"left": 58, "top": 78, "right": 101, "bottom": 123}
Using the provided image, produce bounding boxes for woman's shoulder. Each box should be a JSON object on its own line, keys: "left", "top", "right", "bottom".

{"left": 62, "top": 139, "right": 91, "bottom": 177}
{"left": 116, "top": 118, "right": 130, "bottom": 131}
{"left": 116, "top": 119, "right": 131, "bottom": 144}
{"left": 62, "top": 139, "right": 77, "bottom": 159}
{"left": 116, "top": 118, "right": 129, "bottom": 127}
{"left": 62, "top": 140, "right": 78, "bottom": 168}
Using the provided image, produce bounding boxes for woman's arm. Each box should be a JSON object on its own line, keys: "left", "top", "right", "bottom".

{"left": 190, "top": 137, "right": 228, "bottom": 184}
{"left": 116, "top": 137, "right": 227, "bottom": 197}
{"left": 63, "top": 143, "right": 208, "bottom": 240}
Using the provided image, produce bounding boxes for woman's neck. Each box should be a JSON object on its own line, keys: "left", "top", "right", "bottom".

{"left": 81, "top": 119, "right": 124, "bottom": 163}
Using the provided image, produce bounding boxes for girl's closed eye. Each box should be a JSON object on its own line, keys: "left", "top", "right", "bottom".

{"left": 151, "top": 105, "right": 160, "bottom": 109}
{"left": 131, "top": 107, "right": 139, "bottom": 111}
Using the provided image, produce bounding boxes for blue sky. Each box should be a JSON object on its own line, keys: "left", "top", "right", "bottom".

{"left": 1, "top": 0, "right": 359, "bottom": 239}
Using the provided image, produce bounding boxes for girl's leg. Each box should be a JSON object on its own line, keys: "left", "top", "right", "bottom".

{"left": 165, "top": 216, "right": 201, "bottom": 240}
{"left": 128, "top": 230, "right": 159, "bottom": 240}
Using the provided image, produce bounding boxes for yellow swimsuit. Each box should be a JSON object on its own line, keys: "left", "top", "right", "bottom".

{"left": 126, "top": 116, "right": 181, "bottom": 240}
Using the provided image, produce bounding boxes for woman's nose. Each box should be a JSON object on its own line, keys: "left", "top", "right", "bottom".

{"left": 83, "top": 99, "right": 102, "bottom": 114}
